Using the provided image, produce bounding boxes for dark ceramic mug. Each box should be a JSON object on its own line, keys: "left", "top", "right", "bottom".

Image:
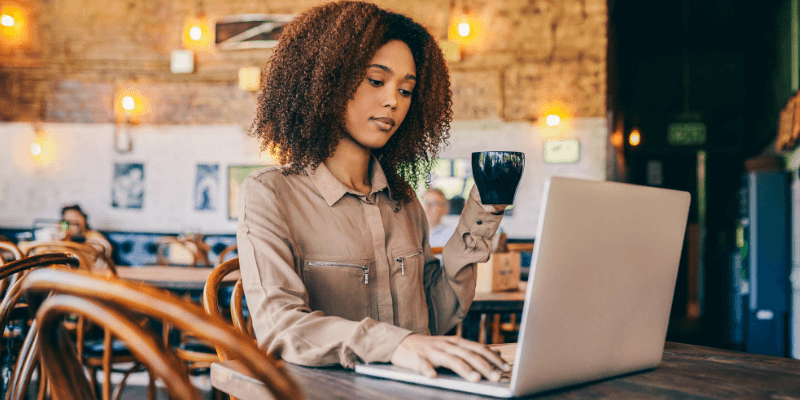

{"left": 471, "top": 151, "right": 525, "bottom": 205}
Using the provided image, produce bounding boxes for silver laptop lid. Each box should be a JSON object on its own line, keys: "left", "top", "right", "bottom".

{"left": 511, "top": 177, "right": 690, "bottom": 396}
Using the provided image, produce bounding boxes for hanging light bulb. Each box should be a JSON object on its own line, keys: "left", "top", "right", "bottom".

{"left": 189, "top": 26, "right": 202, "bottom": 41}
{"left": 458, "top": 21, "right": 470, "bottom": 37}
{"left": 0, "top": 14, "right": 14, "bottom": 27}
{"left": 545, "top": 114, "right": 561, "bottom": 127}
{"left": 629, "top": 129, "right": 641, "bottom": 146}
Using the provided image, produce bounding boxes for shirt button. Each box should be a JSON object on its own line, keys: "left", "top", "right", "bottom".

{"left": 476, "top": 220, "right": 483, "bottom": 225}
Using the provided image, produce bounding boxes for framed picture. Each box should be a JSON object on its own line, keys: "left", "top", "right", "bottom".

{"left": 195, "top": 164, "right": 220, "bottom": 212}
{"left": 228, "top": 165, "right": 266, "bottom": 220}
{"left": 215, "top": 14, "right": 295, "bottom": 51}
{"left": 112, "top": 163, "right": 144, "bottom": 209}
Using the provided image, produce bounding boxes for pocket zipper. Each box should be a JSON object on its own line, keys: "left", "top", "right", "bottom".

{"left": 395, "top": 251, "right": 422, "bottom": 276}
{"left": 306, "top": 261, "right": 369, "bottom": 284}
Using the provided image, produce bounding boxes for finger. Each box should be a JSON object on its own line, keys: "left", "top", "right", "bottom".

{"left": 449, "top": 337, "right": 510, "bottom": 371}
{"left": 442, "top": 344, "right": 500, "bottom": 382}
{"left": 427, "top": 350, "right": 481, "bottom": 383}
{"left": 416, "top": 356, "right": 437, "bottom": 379}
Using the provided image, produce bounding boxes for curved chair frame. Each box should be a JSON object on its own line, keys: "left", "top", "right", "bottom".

{"left": 22, "top": 268, "right": 303, "bottom": 400}
{"left": 216, "top": 244, "right": 238, "bottom": 266}
{"left": 37, "top": 295, "right": 199, "bottom": 400}
{"left": 25, "top": 241, "right": 116, "bottom": 274}
{"left": 203, "top": 258, "right": 255, "bottom": 361}
{"left": 0, "top": 254, "right": 80, "bottom": 400}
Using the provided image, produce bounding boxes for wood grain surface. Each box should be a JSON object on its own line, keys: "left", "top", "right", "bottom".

{"left": 212, "top": 342, "right": 800, "bottom": 399}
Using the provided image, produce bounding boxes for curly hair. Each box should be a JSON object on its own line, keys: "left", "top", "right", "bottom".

{"left": 251, "top": 1, "right": 453, "bottom": 208}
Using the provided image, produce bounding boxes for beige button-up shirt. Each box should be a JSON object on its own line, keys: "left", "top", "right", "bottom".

{"left": 237, "top": 158, "right": 502, "bottom": 368}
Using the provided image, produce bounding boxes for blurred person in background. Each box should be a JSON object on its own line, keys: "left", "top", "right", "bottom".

{"left": 422, "top": 188, "right": 455, "bottom": 247}
{"left": 60, "top": 204, "right": 112, "bottom": 257}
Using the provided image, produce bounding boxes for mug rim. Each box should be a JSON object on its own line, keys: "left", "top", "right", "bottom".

{"left": 471, "top": 151, "right": 525, "bottom": 156}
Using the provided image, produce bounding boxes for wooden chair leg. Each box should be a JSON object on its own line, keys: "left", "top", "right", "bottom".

{"left": 147, "top": 372, "right": 156, "bottom": 400}
{"left": 455, "top": 322, "right": 463, "bottom": 338}
{"left": 478, "top": 313, "right": 487, "bottom": 344}
{"left": 102, "top": 328, "right": 112, "bottom": 400}
{"left": 491, "top": 314, "right": 503, "bottom": 344}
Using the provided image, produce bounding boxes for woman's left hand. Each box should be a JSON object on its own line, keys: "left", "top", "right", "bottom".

{"left": 469, "top": 185, "right": 508, "bottom": 214}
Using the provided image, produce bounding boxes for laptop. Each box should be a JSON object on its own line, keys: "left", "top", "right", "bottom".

{"left": 355, "top": 176, "right": 691, "bottom": 398}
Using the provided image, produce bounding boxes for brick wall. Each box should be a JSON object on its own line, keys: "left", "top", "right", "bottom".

{"left": 0, "top": 0, "right": 606, "bottom": 125}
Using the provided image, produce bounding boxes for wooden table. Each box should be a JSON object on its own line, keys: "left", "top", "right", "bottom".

{"left": 115, "top": 266, "right": 239, "bottom": 291}
{"left": 211, "top": 342, "right": 800, "bottom": 399}
{"left": 468, "top": 283, "right": 527, "bottom": 344}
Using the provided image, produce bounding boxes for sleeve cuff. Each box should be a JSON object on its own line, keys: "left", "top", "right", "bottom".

{"left": 461, "top": 194, "right": 503, "bottom": 238}
{"left": 343, "top": 319, "right": 413, "bottom": 367}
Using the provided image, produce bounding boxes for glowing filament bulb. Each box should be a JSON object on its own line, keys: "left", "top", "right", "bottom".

{"left": 0, "top": 14, "right": 14, "bottom": 27}
{"left": 122, "top": 96, "right": 135, "bottom": 111}
{"left": 189, "top": 26, "right": 202, "bottom": 41}
{"left": 629, "top": 130, "right": 641, "bottom": 146}
{"left": 458, "top": 22, "right": 470, "bottom": 37}
{"left": 30, "top": 142, "right": 42, "bottom": 156}
{"left": 545, "top": 114, "right": 561, "bottom": 127}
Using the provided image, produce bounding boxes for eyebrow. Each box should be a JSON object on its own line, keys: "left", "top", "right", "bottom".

{"left": 367, "top": 64, "right": 417, "bottom": 82}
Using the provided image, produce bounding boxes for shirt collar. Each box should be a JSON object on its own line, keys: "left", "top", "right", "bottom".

{"left": 306, "top": 155, "right": 392, "bottom": 207}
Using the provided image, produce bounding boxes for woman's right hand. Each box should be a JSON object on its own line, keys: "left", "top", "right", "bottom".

{"left": 390, "top": 334, "right": 510, "bottom": 382}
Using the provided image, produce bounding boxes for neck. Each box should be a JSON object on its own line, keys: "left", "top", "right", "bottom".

{"left": 323, "top": 136, "right": 372, "bottom": 195}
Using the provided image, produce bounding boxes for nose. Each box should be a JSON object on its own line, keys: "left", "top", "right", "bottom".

{"left": 383, "top": 87, "right": 397, "bottom": 110}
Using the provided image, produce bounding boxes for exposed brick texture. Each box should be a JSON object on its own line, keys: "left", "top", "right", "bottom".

{"left": 0, "top": 0, "right": 606, "bottom": 124}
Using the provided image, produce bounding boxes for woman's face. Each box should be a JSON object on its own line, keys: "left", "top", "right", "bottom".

{"left": 343, "top": 40, "right": 417, "bottom": 150}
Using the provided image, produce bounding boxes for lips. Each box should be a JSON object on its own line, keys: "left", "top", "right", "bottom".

{"left": 370, "top": 117, "right": 395, "bottom": 131}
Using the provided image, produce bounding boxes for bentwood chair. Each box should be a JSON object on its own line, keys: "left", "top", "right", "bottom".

{"left": 0, "top": 253, "right": 81, "bottom": 400}
{"left": 20, "top": 268, "right": 303, "bottom": 400}
{"left": 156, "top": 236, "right": 212, "bottom": 268}
{"left": 0, "top": 242, "right": 25, "bottom": 301}
{"left": 216, "top": 244, "right": 238, "bottom": 266}
{"left": 25, "top": 241, "right": 116, "bottom": 275}
{"left": 24, "top": 241, "right": 138, "bottom": 399}
{"left": 203, "top": 257, "right": 254, "bottom": 350}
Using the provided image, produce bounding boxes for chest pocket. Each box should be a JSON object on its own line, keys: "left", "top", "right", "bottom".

{"left": 391, "top": 248, "right": 428, "bottom": 333}
{"left": 302, "top": 259, "right": 370, "bottom": 322}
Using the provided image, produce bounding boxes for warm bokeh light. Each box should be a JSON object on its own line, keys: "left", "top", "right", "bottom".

{"left": 29, "top": 128, "right": 60, "bottom": 168}
{"left": 458, "top": 22, "right": 470, "bottom": 37}
{"left": 0, "top": 5, "right": 27, "bottom": 44}
{"left": 122, "top": 96, "right": 135, "bottom": 111}
{"left": 115, "top": 89, "right": 149, "bottom": 122}
{"left": 610, "top": 129, "right": 624, "bottom": 148}
{"left": 29, "top": 142, "right": 41, "bottom": 156}
{"left": 189, "top": 26, "right": 202, "bottom": 41}
{"left": 182, "top": 16, "right": 212, "bottom": 50}
{"left": 629, "top": 129, "right": 641, "bottom": 146}
{"left": 448, "top": 12, "right": 486, "bottom": 51}
{"left": 1, "top": 14, "right": 14, "bottom": 27}
{"left": 536, "top": 100, "right": 573, "bottom": 140}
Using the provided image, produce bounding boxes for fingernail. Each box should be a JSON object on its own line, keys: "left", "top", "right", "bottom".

{"left": 469, "top": 372, "right": 481, "bottom": 382}
{"left": 491, "top": 371, "right": 501, "bottom": 382}
{"left": 503, "top": 363, "right": 510, "bottom": 372}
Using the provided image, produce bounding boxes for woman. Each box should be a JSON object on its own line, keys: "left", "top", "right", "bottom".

{"left": 239, "top": 1, "right": 509, "bottom": 382}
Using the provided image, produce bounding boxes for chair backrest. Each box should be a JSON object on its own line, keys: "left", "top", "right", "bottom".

{"left": 156, "top": 236, "right": 211, "bottom": 268}
{"left": 21, "top": 268, "right": 302, "bottom": 400}
{"left": 217, "top": 244, "right": 238, "bottom": 266}
{"left": 0, "top": 242, "right": 23, "bottom": 264}
{"left": 25, "top": 241, "right": 116, "bottom": 274}
{"left": 0, "top": 254, "right": 81, "bottom": 400}
{"left": 203, "top": 257, "right": 254, "bottom": 361}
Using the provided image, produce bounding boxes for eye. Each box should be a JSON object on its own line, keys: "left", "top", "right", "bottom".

{"left": 368, "top": 79, "right": 383, "bottom": 87}
{"left": 399, "top": 89, "right": 413, "bottom": 97}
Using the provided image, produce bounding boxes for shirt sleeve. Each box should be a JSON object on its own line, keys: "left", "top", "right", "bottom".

{"left": 423, "top": 184, "right": 503, "bottom": 335}
{"left": 237, "top": 174, "right": 412, "bottom": 368}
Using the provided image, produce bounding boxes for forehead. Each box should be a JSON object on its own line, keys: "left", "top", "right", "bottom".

{"left": 368, "top": 40, "right": 416, "bottom": 75}
{"left": 63, "top": 210, "right": 84, "bottom": 220}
